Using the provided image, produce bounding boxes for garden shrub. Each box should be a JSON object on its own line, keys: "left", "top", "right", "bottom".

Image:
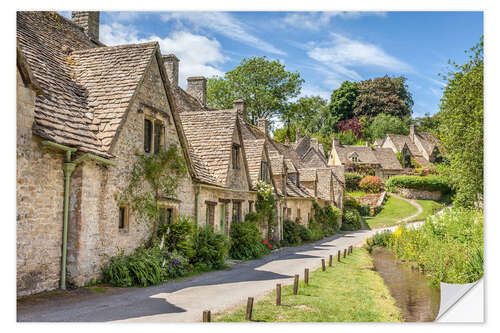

{"left": 359, "top": 176, "right": 384, "bottom": 193}
{"left": 158, "top": 215, "right": 195, "bottom": 259}
{"left": 191, "top": 225, "right": 230, "bottom": 270}
{"left": 344, "top": 198, "right": 360, "bottom": 209}
{"left": 283, "top": 219, "right": 303, "bottom": 246}
{"left": 307, "top": 219, "right": 325, "bottom": 241}
{"left": 389, "top": 208, "right": 483, "bottom": 286}
{"left": 312, "top": 202, "right": 341, "bottom": 236}
{"left": 229, "top": 221, "right": 268, "bottom": 260}
{"left": 297, "top": 221, "right": 312, "bottom": 242}
{"left": 386, "top": 175, "right": 451, "bottom": 194}
{"left": 364, "top": 230, "right": 392, "bottom": 253}
{"left": 358, "top": 203, "right": 371, "bottom": 216}
{"left": 341, "top": 208, "right": 362, "bottom": 231}
{"left": 345, "top": 172, "right": 363, "bottom": 191}
{"left": 244, "top": 211, "right": 260, "bottom": 223}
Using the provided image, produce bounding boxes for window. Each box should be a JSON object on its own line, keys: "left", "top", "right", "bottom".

{"left": 153, "top": 122, "right": 164, "bottom": 154}
{"left": 144, "top": 119, "right": 152, "bottom": 153}
{"left": 166, "top": 208, "right": 173, "bottom": 224}
{"left": 158, "top": 207, "right": 174, "bottom": 227}
{"left": 287, "top": 208, "right": 292, "bottom": 220}
{"left": 249, "top": 201, "right": 254, "bottom": 212}
{"left": 349, "top": 152, "right": 359, "bottom": 162}
{"left": 232, "top": 144, "right": 240, "bottom": 169}
{"left": 220, "top": 204, "right": 226, "bottom": 234}
{"left": 232, "top": 201, "right": 241, "bottom": 223}
{"left": 297, "top": 208, "right": 301, "bottom": 220}
{"left": 260, "top": 161, "right": 269, "bottom": 182}
{"left": 118, "top": 206, "right": 128, "bottom": 231}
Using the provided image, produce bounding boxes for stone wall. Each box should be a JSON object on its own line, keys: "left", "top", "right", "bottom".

{"left": 396, "top": 188, "right": 441, "bottom": 201}
{"left": 17, "top": 68, "right": 66, "bottom": 297}
{"left": 345, "top": 194, "right": 381, "bottom": 207}
{"left": 284, "top": 198, "right": 314, "bottom": 226}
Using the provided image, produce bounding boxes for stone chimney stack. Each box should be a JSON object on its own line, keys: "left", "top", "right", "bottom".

{"left": 187, "top": 77, "right": 207, "bottom": 107}
{"left": 410, "top": 124, "right": 415, "bottom": 142}
{"left": 163, "top": 54, "right": 179, "bottom": 88}
{"left": 296, "top": 128, "right": 301, "bottom": 142}
{"left": 332, "top": 137, "right": 340, "bottom": 147}
{"left": 234, "top": 99, "right": 246, "bottom": 120}
{"left": 311, "top": 138, "right": 319, "bottom": 150}
{"left": 258, "top": 118, "right": 270, "bottom": 137}
{"left": 285, "top": 137, "right": 290, "bottom": 145}
{"left": 72, "top": 11, "right": 100, "bottom": 41}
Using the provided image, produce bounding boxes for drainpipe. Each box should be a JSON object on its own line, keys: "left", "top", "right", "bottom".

{"left": 41, "top": 141, "right": 116, "bottom": 290}
{"left": 194, "top": 183, "right": 201, "bottom": 225}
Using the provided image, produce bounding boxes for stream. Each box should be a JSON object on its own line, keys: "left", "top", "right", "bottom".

{"left": 371, "top": 247, "right": 441, "bottom": 322}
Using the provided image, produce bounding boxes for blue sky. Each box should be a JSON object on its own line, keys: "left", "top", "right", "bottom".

{"left": 61, "top": 11, "right": 483, "bottom": 117}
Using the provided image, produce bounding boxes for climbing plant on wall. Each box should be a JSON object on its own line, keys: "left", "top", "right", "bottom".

{"left": 255, "top": 180, "right": 277, "bottom": 240}
{"left": 120, "top": 144, "right": 187, "bottom": 241}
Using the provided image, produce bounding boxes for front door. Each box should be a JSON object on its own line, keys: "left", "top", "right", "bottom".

{"left": 220, "top": 203, "right": 226, "bottom": 234}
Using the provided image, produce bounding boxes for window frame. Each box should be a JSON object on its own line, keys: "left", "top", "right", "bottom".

{"left": 232, "top": 201, "right": 242, "bottom": 223}
{"left": 232, "top": 144, "right": 240, "bottom": 170}
{"left": 118, "top": 205, "right": 129, "bottom": 232}
{"left": 144, "top": 118, "right": 153, "bottom": 153}
{"left": 153, "top": 121, "right": 164, "bottom": 154}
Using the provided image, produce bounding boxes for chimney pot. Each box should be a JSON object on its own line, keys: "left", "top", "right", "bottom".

{"left": 72, "top": 11, "right": 100, "bottom": 41}
{"left": 234, "top": 99, "right": 247, "bottom": 120}
{"left": 163, "top": 54, "right": 179, "bottom": 88}
{"left": 187, "top": 76, "right": 207, "bottom": 107}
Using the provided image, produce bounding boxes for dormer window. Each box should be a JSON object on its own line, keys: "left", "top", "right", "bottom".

{"left": 349, "top": 152, "right": 359, "bottom": 162}
{"left": 232, "top": 144, "right": 240, "bottom": 169}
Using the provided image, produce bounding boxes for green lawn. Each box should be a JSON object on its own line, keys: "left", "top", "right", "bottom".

{"left": 407, "top": 200, "right": 444, "bottom": 222}
{"left": 346, "top": 190, "right": 370, "bottom": 197}
{"left": 214, "top": 249, "right": 402, "bottom": 322}
{"left": 364, "top": 195, "right": 418, "bottom": 229}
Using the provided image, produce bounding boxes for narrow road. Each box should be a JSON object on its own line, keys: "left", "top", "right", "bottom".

{"left": 17, "top": 223, "right": 421, "bottom": 323}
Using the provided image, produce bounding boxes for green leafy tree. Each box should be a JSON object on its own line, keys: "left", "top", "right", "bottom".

{"left": 367, "top": 113, "right": 410, "bottom": 140}
{"left": 272, "top": 123, "right": 297, "bottom": 144}
{"left": 206, "top": 76, "right": 236, "bottom": 109}
{"left": 121, "top": 145, "right": 187, "bottom": 241}
{"left": 291, "top": 96, "right": 327, "bottom": 134}
{"left": 206, "top": 56, "right": 304, "bottom": 125}
{"left": 414, "top": 112, "right": 441, "bottom": 134}
{"left": 354, "top": 75, "right": 413, "bottom": 119}
{"left": 437, "top": 37, "right": 483, "bottom": 207}
{"left": 320, "top": 81, "right": 358, "bottom": 139}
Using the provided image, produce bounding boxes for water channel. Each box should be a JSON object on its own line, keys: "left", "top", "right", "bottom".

{"left": 371, "top": 246, "right": 441, "bottom": 322}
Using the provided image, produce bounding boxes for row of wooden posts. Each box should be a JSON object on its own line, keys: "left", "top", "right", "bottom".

{"left": 202, "top": 245, "right": 354, "bottom": 322}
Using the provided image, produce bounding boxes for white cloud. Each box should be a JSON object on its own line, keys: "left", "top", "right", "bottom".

{"left": 160, "top": 12, "right": 286, "bottom": 55}
{"left": 283, "top": 11, "right": 386, "bottom": 31}
{"left": 300, "top": 84, "right": 331, "bottom": 100}
{"left": 306, "top": 33, "right": 412, "bottom": 87}
{"left": 100, "top": 22, "right": 227, "bottom": 88}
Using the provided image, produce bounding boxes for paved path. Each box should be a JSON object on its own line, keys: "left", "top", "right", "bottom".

{"left": 17, "top": 223, "right": 420, "bottom": 323}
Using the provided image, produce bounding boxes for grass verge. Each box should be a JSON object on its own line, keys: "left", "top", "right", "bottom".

{"left": 364, "top": 195, "right": 418, "bottom": 229}
{"left": 214, "top": 248, "right": 402, "bottom": 322}
{"left": 407, "top": 200, "right": 444, "bottom": 222}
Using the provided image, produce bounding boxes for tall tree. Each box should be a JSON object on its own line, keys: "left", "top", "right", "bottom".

{"left": 367, "top": 113, "right": 410, "bottom": 140}
{"left": 414, "top": 112, "right": 441, "bottom": 134}
{"left": 326, "top": 81, "right": 358, "bottom": 123}
{"left": 206, "top": 76, "right": 236, "bottom": 110}
{"left": 207, "top": 56, "right": 304, "bottom": 125}
{"left": 289, "top": 96, "right": 326, "bottom": 134}
{"left": 354, "top": 75, "right": 413, "bottom": 119}
{"left": 438, "top": 37, "right": 483, "bottom": 208}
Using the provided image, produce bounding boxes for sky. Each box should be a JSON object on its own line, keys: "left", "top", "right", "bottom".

{"left": 60, "top": 11, "right": 483, "bottom": 117}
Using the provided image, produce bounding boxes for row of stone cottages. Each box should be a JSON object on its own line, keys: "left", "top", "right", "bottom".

{"left": 16, "top": 11, "right": 345, "bottom": 297}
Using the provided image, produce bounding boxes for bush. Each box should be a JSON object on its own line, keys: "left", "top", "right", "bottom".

{"left": 158, "top": 215, "right": 195, "bottom": 259}
{"left": 191, "top": 225, "right": 230, "bottom": 270}
{"left": 344, "top": 198, "right": 360, "bottom": 209}
{"left": 229, "top": 221, "right": 268, "bottom": 260}
{"left": 345, "top": 172, "right": 363, "bottom": 191}
{"left": 298, "top": 222, "right": 312, "bottom": 242}
{"left": 164, "top": 250, "right": 191, "bottom": 278}
{"left": 283, "top": 219, "right": 303, "bottom": 246}
{"left": 341, "top": 208, "right": 362, "bottom": 231}
{"left": 358, "top": 203, "right": 371, "bottom": 216}
{"left": 308, "top": 219, "right": 325, "bottom": 241}
{"left": 386, "top": 175, "right": 451, "bottom": 194}
{"left": 364, "top": 231, "right": 392, "bottom": 253}
{"left": 359, "top": 176, "right": 384, "bottom": 193}
{"left": 244, "top": 211, "right": 260, "bottom": 223}
{"left": 312, "top": 202, "right": 341, "bottom": 236}
{"left": 389, "top": 208, "right": 483, "bottom": 285}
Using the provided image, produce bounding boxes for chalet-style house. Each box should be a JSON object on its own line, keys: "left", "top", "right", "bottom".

{"left": 328, "top": 138, "right": 403, "bottom": 178}
{"left": 16, "top": 11, "right": 344, "bottom": 298}
{"left": 376, "top": 125, "right": 442, "bottom": 167}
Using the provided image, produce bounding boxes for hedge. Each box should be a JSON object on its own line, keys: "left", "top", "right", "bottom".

{"left": 345, "top": 172, "right": 363, "bottom": 191}
{"left": 385, "top": 175, "right": 451, "bottom": 194}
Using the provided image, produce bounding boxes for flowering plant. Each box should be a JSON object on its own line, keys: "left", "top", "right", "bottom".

{"left": 263, "top": 239, "right": 273, "bottom": 249}
{"left": 163, "top": 250, "right": 190, "bottom": 278}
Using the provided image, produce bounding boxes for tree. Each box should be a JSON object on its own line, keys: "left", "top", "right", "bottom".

{"left": 327, "top": 81, "right": 358, "bottom": 123}
{"left": 272, "top": 122, "right": 297, "bottom": 144}
{"left": 437, "top": 37, "right": 483, "bottom": 208}
{"left": 367, "top": 113, "right": 409, "bottom": 140}
{"left": 289, "top": 96, "right": 326, "bottom": 135}
{"left": 354, "top": 75, "right": 413, "bottom": 119}
{"left": 414, "top": 112, "right": 441, "bottom": 134}
{"left": 206, "top": 76, "right": 236, "bottom": 110}
{"left": 121, "top": 145, "right": 187, "bottom": 241}
{"left": 207, "top": 56, "right": 304, "bottom": 125}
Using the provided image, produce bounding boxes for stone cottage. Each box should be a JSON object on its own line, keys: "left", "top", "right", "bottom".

{"left": 16, "top": 11, "right": 210, "bottom": 296}
{"left": 377, "top": 125, "right": 442, "bottom": 167}
{"left": 328, "top": 138, "right": 403, "bottom": 179}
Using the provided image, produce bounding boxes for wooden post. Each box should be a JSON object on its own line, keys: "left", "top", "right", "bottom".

{"left": 329, "top": 255, "right": 333, "bottom": 267}
{"left": 304, "top": 268, "right": 309, "bottom": 285}
{"left": 202, "top": 310, "right": 211, "bottom": 322}
{"left": 293, "top": 274, "right": 299, "bottom": 295}
{"left": 245, "top": 297, "right": 254, "bottom": 321}
{"left": 321, "top": 259, "right": 326, "bottom": 271}
{"left": 338, "top": 250, "right": 341, "bottom": 262}
{"left": 276, "top": 284, "right": 281, "bottom": 306}
{"left": 343, "top": 248, "right": 347, "bottom": 258}
{"left": 350, "top": 245, "right": 353, "bottom": 254}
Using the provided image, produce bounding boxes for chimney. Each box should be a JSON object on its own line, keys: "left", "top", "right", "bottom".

{"left": 72, "top": 11, "right": 100, "bottom": 41}
{"left": 410, "top": 124, "right": 415, "bottom": 142}
{"left": 295, "top": 128, "right": 301, "bottom": 142}
{"left": 332, "top": 137, "right": 340, "bottom": 147}
{"left": 163, "top": 54, "right": 179, "bottom": 88}
{"left": 234, "top": 99, "right": 246, "bottom": 120}
{"left": 285, "top": 137, "right": 290, "bottom": 145}
{"left": 258, "top": 118, "right": 270, "bottom": 137}
{"left": 311, "top": 138, "right": 319, "bottom": 150}
{"left": 187, "top": 77, "right": 207, "bottom": 107}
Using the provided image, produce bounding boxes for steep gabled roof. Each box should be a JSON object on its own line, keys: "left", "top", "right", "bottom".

{"left": 298, "top": 168, "right": 317, "bottom": 182}
{"left": 286, "top": 178, "right": 313, "bottom": 198}
{"left": 372, "top": 148, "right": 403, "bottom": 170}
{"left": 268, "top": 150, "right": 285, "bottom": 175}
{"left": 415, "top": 132, "right": 441, "bottom": 156}
{"left": 334, "top": 145, "right": 380, "bottom": 165}
{"left": 243, "top": 139, "right": 266, "bottom": 189}
{"left": 386, "top": 134, "right": 421, "bottom": 157}
{"left": 179, "top": 109, "right": 240, "bottom": 186}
